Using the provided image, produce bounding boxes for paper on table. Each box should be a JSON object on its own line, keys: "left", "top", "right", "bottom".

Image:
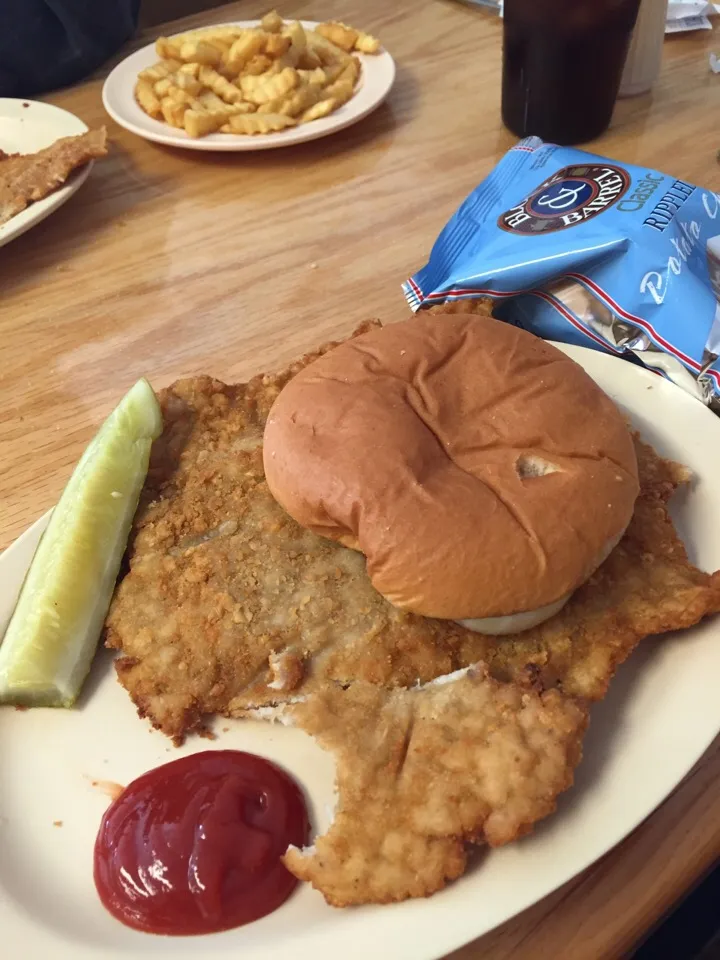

{"left": 666, "top": 0, "right": 720, "bottom": 32}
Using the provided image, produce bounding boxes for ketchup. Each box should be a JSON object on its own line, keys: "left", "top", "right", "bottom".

{"left": 93, "top": 751, "right": 309, "bottom": 935}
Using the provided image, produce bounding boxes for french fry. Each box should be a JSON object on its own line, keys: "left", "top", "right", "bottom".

{"left": 337, "top": 56, "right": 361, "bottom": 87}
{"left": 235, "top": 60, "right": 289, "bottom": 94}
{"left": 217, "top": 58, "right": 239, "bottom": 81}
{"left": 243, "top": 54, "right": 274, "bottom": 76}
{"left": 173, "top": 71, "right": 203, "bottom": 95}
{"left": 163, "top": 86, "right": 197, "bottom": 106}
{"left": 206, "top": 26, "right": 243, "bottom": 39}
{"left": 197, "top": 89, "right": 230, "bottom": 111}
{"left": 226, "top": 112, "right": 296, "bottom": 135}
{"left": 227, "top": 101, "right": 257, "bottom": 114}
{"left": 135, "top": 79, "right": 162, "bottom": 119}
{"left": 160, "top": 97, "right": 188, "bottom": 128}
{"left": 173, "top": 25, "right": 241, "bottom": 46}
{"left": 269, "top": 54, "right": 294, "bottom": 74}
{"left": 323, "top": 76, "right": 355, "bottom": 107}
{"left": 355, "top": 31, "right": 380, "bottom": 54}
{"left": 153, "top": 77, "right": 175, "bottom": 98}
{"left": 226, "top": 31, "right": 265, "bottom": 71}
{"left": 315, "top": 22, "right": 358, "bottom": 53}
{"left": 238, "top": 72, "right": 268, "bottom": 95}
{"left": 264, "top": 33, "right": 291, "bottom": 57}
{"left": 191, "top": 26, "right": 241, "bottom": 45}
{"left": 183, "top": 108, "right": 226, "bottom": 137}
{"left": 195, "top": 91, "right": 254, "bottom": 116}
{"left": 241, "top": 66, "right": 298, "bottom": 104}
{"left": 206, "top": 38, "right": 232, "bottom": 58}
{"left": 298, "top": 66, "right": 327, "bottom": 87}
{"left": 261, "top": 9, "right": 284, "bottom": 33}
{"left": 178, "top": 61, "right": 201, "bottom": 78}
{"left": 307, "top": 32, "right": 349, "bottom": 67}
{"left": 317, "top": 60, "right": 347, "bottom": 85}
{"left": 139, "top": 59, "right": 181, "bottom": 83}
{"left": 156, "top": 36, "right": 183, "bottom": 60}
{"left": 297, "top": 49, "right": 323, "bottom": 70}
{"left": 283, "top": 21, "right": 307, "bottom": 63}
{"left": 198, "top": 65, "right": 244, "bottom": 103}
{"left": 300, "top": 98, "right": 337, "bottom": 123}
{"left": 179, "top": 40, "right": 223, "bottom": 66}
{"left": 257, "top": 83, "right": 321, "bottom": 117}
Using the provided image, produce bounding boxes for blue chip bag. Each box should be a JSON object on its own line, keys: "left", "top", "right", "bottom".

{"left": 403, "top": 137, "right": 720, "bottom": 412}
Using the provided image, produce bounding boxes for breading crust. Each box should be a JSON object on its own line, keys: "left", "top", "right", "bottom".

{"left": 105, "top": 325, "right": 720, "bottom": 744}
{"left": 274, "top": 665, "right": 588, "bottom": 905}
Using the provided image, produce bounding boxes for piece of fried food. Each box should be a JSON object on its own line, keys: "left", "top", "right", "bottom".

{"left": 322, "top": 76, "right": 355, "bottom": 108}
{"left": 179, "top": 39, "right": 223, "bottom": 66}
{"left": 257, "top": 84, "right": 321, "bottom": 117}
{"left": 261, "top": 9, "right": 284, "bottom": 33}
{"left": 355, "top": 31, "right": 381, "bottom": 54}
{"left": 175, "top": 25, "right": 243, "bottom": 46}
{"left": 299, "top": 98, "right": 336, "bottom": 123}
{"left": 183, "top": 109, "right": 225, "bottom": 138}
{"left": 104, "top": 324, "right": 720, "bottom": 743}
{"left": 226, "top": 30, "right": 265, "bottom": 72}
{"left": 240, "top": 65, "right": 299, "bottom": 104}
{"left": 197, "top": 65, "right": 244, "bottom": 103}
{"left": 314, "top": 22, "right": 359, "bottom": 53}
{"left": 135, "top": 78, "right": 163, "bottom": 118}
{"left": 0, "top": 128, "right": 108, "bottom": 227}
{"left": 425, "top": 298, "right": 495, "bottom": 317}
{"left": 160, "top": 96, "right": 188, "bottom": 128}
{"left": 223, "top": 112, "right": 296, "bottom": 135}
{"left": 266, "top": 664, "right": 588, "bottom": 905}
{"left": 242, "top": 53, "right": 274, "bottom": 76}
{"left": 139, "top": 59, "right": 182, "bottom": 83}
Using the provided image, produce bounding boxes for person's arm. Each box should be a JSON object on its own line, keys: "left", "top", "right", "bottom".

{"left": 0, "top": 0, "right": 140, "bottom": 97}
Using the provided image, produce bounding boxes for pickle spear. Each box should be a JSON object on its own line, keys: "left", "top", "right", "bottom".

{"left": 0, "top": 378, "right": 162, "bottom": 707}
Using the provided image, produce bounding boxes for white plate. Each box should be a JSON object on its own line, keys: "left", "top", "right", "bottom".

{"left": 1, "top": 344, "right": 720, "bottom": 960}
{"left": 0, "top": 100, "right": 92, "bottom": 248}
{"left": 102, "top": 21, "right": 395, "bottom": 151}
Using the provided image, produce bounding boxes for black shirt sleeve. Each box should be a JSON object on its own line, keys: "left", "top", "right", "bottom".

{"left": 0, "top": 0, "right": 141, "bottom": 97}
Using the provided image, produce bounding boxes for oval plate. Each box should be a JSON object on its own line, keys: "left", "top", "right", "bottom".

{"left": 1, "top": 344, "right": 719, "bottom": 959}
{"left": 102, "top": 21, "right": 396, "bottom": 152}
{"left": 0, "top": 100, "right": 92, "bottom": 249}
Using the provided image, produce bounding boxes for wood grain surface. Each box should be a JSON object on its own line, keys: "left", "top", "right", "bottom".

{"left": 1, "top": 2, "right": 719, "bottom": 957}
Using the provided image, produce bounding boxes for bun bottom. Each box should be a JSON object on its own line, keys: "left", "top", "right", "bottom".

{"left": 456, "top": 592, "right": 571, "bottom": 636}
{"left": 453, "top": 528, "right": 627, "bottom": 635}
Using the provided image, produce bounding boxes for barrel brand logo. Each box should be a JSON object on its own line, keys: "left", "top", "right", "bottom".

{"left": 498, "top": 164, "right": 631, "bottom": 234}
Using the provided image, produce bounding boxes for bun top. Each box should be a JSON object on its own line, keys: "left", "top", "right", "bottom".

{"left": 263, "top": 315, "right": 639, "bottom": 619}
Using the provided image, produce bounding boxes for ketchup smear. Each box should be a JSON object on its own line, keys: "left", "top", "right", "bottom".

{"left": 93, "top": 750, "right": 309, "bottom": 935}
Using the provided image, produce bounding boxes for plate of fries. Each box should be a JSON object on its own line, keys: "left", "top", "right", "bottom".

{"left": 102, "top": 12, "right": 395, "bottom": 151}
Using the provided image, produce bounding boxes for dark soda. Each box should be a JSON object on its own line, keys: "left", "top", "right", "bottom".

{"left": 502, "top": 0, "right": 642, "bottom": 145}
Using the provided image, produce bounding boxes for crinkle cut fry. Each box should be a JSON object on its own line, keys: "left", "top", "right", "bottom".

{"left": 104, "top": 321, "right": 720, "bottom": 744}
{"left": 272, "top": 664, "right": 589, "bottom": 906}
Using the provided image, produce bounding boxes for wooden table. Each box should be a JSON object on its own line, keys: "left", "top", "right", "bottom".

{"left": 2, "top": 2, "right": 719, "bottom": 956}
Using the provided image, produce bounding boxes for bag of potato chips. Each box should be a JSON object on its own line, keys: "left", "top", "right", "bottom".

{"left": 403, "top": 137, "right": 720, "bottom": 411}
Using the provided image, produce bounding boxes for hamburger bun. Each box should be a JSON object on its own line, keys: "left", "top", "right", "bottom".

{"left": 263, "top": 315, "right": 639, "bottom": 629}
